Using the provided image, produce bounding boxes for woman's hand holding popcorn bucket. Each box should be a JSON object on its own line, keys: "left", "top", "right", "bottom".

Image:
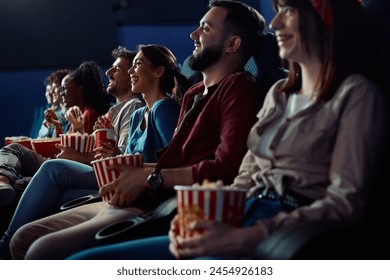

{"left": 55, "top": 133, "right": 95, "bottom": 160}
{"left": 169, "top": 180, "right": 248, "bottom": 259}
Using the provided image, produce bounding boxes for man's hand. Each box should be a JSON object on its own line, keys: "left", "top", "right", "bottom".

{"left": 99, "top": 164, "right": 153, "bottom": 207}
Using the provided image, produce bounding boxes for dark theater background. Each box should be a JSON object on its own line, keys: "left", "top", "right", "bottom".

{"left": 0, "top": 0, "right": 273, "bottom": 143}
{"left": 0, "top": 0, "right": 387, "bottom": 144}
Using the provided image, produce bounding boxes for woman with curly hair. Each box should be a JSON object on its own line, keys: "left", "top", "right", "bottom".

{"left": 0, "top": 61, "right": 110, "bottom": 207}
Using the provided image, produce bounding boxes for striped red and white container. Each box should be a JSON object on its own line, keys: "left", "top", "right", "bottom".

{"left": 174, "top": 185, "right": 247, "bottom": 238}
{"left": 94, "top": 128, "right": 117, "bottom": 148}
{"left": 60, "top": 133, "right": 95, "bottom": 153}
{"left": 91, "top": 154, "right": 144, "bottom": 201}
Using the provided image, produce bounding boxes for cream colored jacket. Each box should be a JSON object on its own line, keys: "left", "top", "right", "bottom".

{"left": 232, "top": 74, "right": 389, "bottom": 235}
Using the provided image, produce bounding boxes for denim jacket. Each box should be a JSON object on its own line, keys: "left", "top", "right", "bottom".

{"left": 232, "top": 74, "right": 389, "bottom": 235}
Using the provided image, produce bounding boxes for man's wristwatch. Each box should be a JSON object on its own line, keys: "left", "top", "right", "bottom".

{"left": 147, "top": 168, "right": 163, "bottom": 191}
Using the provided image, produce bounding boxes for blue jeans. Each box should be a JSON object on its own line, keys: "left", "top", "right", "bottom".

{"left": 0, "top": 159, "right": 98, "bottom": 259}
{"left": 67, "top": 197, "right": 282, "bottom": 260}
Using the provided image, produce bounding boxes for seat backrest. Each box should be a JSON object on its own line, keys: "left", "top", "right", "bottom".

{"left": 29, "top": 105, "right": 47, "bottom": 138}
{"left": 246, "top": 32, "right": 288, "bottom": 104}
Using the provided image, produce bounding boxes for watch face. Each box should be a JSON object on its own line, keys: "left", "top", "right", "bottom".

{"left": 148, "top": 170, "right": 162, "bottom": 190}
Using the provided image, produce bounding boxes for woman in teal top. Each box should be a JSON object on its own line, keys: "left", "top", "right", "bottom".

{"left": 126, "top": 98, "right": 179, "bottom": 162}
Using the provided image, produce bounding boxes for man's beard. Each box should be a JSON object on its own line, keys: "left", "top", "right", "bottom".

{"left": 106, "top": 84, "right": 119, "bottom": 98}
{"left": 188, "top": 44, "right": 223, "bottom": 71}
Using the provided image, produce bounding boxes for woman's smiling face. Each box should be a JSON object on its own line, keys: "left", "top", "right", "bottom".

{"left": 270, "top": 1, "right": 321, "bottom": 65}
{"left": 128, "top": 51, "right": 160, "bottom": 94}
{"left": 270, "top": 4, "right": 303, "bottom": 62}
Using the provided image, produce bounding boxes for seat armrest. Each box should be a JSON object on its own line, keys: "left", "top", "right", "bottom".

{"left": 60, "top": 193, "right": 102, "bottom": 211}
{"left": 255, "top": 220, "right": 365, "bottom": 260}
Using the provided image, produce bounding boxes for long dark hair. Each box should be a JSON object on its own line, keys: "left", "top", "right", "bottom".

{"left": 137, "top": 44, "right": 191, "bottom": 105}
{"left": 68, "top": 61, "right": 110, "bottom": 115}
{"left": 272, "top": 0, "right": 377, "bottom": 101}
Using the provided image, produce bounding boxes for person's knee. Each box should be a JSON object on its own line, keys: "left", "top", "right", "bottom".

{"left": 40, "top": 159, "right": 87, "bottom": 179}
{"left": 38, "top": 159, "right": 71, "bottom": 179}
{"left": 4, "top": 143, "right": 23, "bottom": 151}
{"left": 10, "top": 219, "right": 59, "bottom": 259}
{"left": 24, "top": 234, "right": 60, "bottom": 260}
{"left": 10, "top": 223, "right": 36, "bottom": 260}
{"left": 40, "top": 159, "right": 63, "bottom": 170}
{"left": 2, "top": 143, "right": 28, "bottom": 156}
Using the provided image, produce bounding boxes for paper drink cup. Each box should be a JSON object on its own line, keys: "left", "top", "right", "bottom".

{"left": 91, "top": 154, "right": 144, "bottom": 201}
{"left": 174, "top": 185, "right": 247, "bottom": 238}
{"left": 60, "top": 133, "right": 95, "bottom": 153}
{"left": 94, "top": 128, "right": 117, "bottom": 149}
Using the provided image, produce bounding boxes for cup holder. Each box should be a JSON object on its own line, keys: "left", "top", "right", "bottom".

{"left": 95, "top": 217, "right": 146, "bottom": 245}
{"left": 95, "top": 196, "right": 178, "bottom": 245}
{"left": 60, "top": 193, "right": 103, "bottom": 211}
{"left": 98, "top": 220, "right": 137, "bottom": 236}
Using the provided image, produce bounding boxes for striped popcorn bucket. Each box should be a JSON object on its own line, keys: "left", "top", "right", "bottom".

{"left": 174, "top": 185, "right": 247, "bottom": 238}
{"left": 60, "top": 133, "right": 95, "bottom": 153}
{"left": 91, "top": 154, "right": 144, "bottom": 201}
